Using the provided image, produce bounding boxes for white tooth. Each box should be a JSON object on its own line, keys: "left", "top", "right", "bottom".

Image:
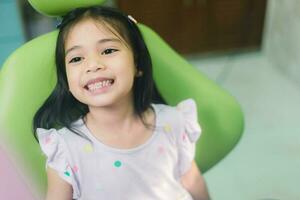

{"left": 87, "top": 80, "right": 113, "bottom": 91}
{"left": 87, "top": 84, "right": 93, "bottom": 90}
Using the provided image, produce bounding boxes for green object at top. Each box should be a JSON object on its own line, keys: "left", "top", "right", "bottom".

{"left": 28, "top": 0, "right": 106, "bottom": 16}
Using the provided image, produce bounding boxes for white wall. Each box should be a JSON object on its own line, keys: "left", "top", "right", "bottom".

{"left": 264, "top": 0, "right": 300, "bottom": 85}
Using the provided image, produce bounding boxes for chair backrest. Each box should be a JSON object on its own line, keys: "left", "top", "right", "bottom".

{"left": 0, "top": 0, "right": 244, "bottom": 197}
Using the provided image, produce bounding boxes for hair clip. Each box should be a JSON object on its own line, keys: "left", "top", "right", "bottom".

{"left": 128, "top": 15, "right": 137, "bottom": 24}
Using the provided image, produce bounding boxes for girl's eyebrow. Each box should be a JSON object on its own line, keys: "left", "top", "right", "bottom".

{"left": 65, "top": 38, "right": 121, "bottom": 56}
{"left": 98, "top": 38, "right": 121, "bottom": 44}
{"left": 65, "top": 46, "right": 81, "bottom": 56}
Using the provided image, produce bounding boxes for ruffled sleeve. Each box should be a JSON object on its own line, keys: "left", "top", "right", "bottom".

{"left": 176, "top": 99, "right": 202, "bottom": 177}
{"left": 36, "top": 128, "right": 80, "bottom": 199}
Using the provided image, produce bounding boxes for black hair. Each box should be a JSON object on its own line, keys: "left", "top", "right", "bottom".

{"left": 32, "top": 6, "right": 165, "bottom": 141}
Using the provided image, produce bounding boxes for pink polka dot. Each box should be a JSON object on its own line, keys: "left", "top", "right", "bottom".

{"left": 182, "top": 133, "right": 187, "bottom": 141}
{"left": 73, "top": 165, "right": 79, "bottom": 173}
{"left": 158, "top": 145, "right": 165, "bottom": 154}
{"left": 44, "top": 135, "right": 51, "bottom": 144}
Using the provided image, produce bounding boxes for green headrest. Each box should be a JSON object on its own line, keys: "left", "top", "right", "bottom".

{"left": 28, "top": 0, "right": 106, "bottom": 16}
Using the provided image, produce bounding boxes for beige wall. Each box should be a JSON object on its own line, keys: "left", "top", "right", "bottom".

{"left": 264, "top": 0, "right": 300, "bottom": 84}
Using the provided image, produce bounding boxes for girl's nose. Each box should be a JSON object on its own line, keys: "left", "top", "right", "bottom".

{"left": 86, "top": 66, "right": 101, "bottom": 73}
{"left": 86, "top": 60, "right": 106, "bottom": 73}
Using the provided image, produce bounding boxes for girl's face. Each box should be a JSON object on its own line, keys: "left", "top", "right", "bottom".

{"left": 64, "top": 18, "right": 136, "bottom": 109}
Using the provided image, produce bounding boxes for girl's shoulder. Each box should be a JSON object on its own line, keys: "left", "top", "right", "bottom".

{"left": 36, "top": 119, "right": 89, "bottom": 149}
{"left": 152, "top": 98, "right": 201, "bottom": 143}
{"left": 37, "top": 117, "right": 86, "bottom": 135}
{"left": 153, "top": 98, "right": 197, "bottom": 113}
{"left": 36, "top": 126, "right": 76, "bottom": 142}
{"left": 36, "top": 127, "right": 71, "bottom": 157}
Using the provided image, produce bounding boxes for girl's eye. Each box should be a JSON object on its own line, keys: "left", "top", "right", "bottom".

{"left": 101, "top": 48, "right": 118, "bottom": 55}
{"left": 69, "top": 57, "right": 82, "bottom": 63}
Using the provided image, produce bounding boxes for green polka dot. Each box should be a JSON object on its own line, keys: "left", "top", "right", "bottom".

{"left": 64, "top": 171, "right": 70, "bottom": 177}
{"left": 114, "top": 160, "right": 122, "bottom": 168}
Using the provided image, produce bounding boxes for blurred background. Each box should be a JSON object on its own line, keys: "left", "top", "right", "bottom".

{"left": 1, "top": 0, "right": 300, "bottom": 199}
{"left": 0, "top": 0, "right": 268, "bottom": 63}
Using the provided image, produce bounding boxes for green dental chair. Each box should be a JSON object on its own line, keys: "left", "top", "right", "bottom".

{"left": 0, "top": 0, "right": 244, "bottom": 197}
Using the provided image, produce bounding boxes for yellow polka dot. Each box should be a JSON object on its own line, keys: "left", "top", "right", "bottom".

{"left": 163, "top": 124, "right": 172, "bottom": 133}
{"left": 83, "top": 144, "right": 93, "bottom": 153}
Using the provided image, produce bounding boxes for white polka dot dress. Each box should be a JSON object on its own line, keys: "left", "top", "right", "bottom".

{"left": 37, "top": 99, "right": 201, "bottom": 200}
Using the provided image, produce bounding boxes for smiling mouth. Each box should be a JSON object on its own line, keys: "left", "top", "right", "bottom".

{"left": 84, "top": 79, "right": 114, "bottom": 92}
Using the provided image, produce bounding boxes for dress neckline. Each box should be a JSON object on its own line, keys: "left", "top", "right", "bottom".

{"left": 77, "top": 104, "right": 159, "bottom": 154}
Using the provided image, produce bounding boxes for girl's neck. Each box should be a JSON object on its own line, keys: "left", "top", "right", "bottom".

{"left": 86, "top": 100, "right": 137, "bottom": 130}
{"left": 83, "top": 101, "right": 155, "bottom": 149}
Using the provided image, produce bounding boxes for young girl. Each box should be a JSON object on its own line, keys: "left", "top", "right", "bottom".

{"left": 33, "top": 6, "right": 210, "bottom": 200}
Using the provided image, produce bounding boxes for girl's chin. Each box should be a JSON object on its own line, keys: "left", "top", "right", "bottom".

{"left": 84, "top": 98, "right": 113, "bottom": 108}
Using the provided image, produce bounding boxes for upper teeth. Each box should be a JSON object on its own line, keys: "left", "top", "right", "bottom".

{"left": 87, "top": 80, "right": 112, "bottom": 91}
